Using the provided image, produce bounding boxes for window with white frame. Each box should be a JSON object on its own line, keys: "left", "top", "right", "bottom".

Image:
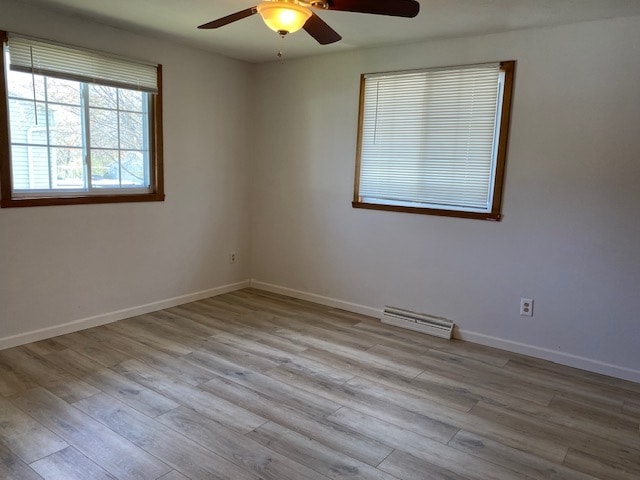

{"left": 353, "top": 61, "right": 515, "bottom": 220}
{"left": 0, "top": 32, "right": 164, "bottom": 207}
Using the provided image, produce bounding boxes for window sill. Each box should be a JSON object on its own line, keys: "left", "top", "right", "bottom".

{"left": 1, "top": 192, "right": 165, "bottom": 208}
{"left": 352, "top": 201, "right": 502, "bottom": 221}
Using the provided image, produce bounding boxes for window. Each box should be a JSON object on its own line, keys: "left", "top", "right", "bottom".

{"left": 353, "top": 61, "right": 515, "bottom": 220}
{"left": 0, "top": 32, "right": 164, "bottom": 207}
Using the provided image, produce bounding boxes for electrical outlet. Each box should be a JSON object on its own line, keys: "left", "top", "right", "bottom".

{"left": 229, "top": 252, "right": 236, "bottom": 264}
{"left": 520, "top": 298, "right": 533, "bottom": 316}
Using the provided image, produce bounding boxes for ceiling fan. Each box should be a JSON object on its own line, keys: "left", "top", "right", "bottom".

{"left": 198, "top": 0, "right": 420, "bottom": 45}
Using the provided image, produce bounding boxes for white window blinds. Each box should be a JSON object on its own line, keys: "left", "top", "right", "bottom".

{"left": 7, "top": 34, "right": 158, "bottom": 93}
{"left": 357, "top": 63, "right": 505, "bottom": 213}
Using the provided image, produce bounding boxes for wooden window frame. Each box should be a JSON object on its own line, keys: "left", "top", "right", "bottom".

{"left": 0, "top": 31, "right": 164, "bottom": 208}
{"left": 353, "top": 61, "right": 515, "bottom": 221}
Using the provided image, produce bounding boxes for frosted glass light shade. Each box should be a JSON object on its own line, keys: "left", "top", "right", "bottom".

{"left": 256, "top": 1, "right": 312, "bottom": 34}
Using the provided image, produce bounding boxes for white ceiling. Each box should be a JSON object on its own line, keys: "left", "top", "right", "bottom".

{"left": 19, "top": 0, "right": 640, "bottom": 63}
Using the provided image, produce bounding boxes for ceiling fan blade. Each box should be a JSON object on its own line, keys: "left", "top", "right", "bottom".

{"left": 198, "top": 7, "right": 258, "bottom": 29}
{"left": 327, "top": 0, "right": 419, "bottom": 18}
{"left": 303, "top": 12, "right": 342, "bottom": 45}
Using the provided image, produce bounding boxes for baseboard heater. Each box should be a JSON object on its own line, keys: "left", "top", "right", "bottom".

{"left": 381, "top": 306, "right": 454, "bottom": 340}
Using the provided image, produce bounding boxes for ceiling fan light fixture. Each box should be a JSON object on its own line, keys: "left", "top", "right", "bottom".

{"left": 256, "top": 1, "right": 312, "bottom": 34}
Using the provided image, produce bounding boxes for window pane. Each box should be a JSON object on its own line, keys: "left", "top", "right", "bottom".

{"left": 89, "top": 150, "right": 146, "bottom": 188}
{"left": 119, "top": 89, "right": 143, "bottom": 112}
{"left": 120, "top": 151, "right": 145, "bottom": 187}
{"left": 10, "top": 144, "right": 30, "bottom": 189}
{"left": 48, "top": 104, "right": 82, "bottom": 147}
{"left": 89, "top": 84, "right": 118, "bottom": 109}
{"left": 46, "top": 77, "right": 81, "bottom": 105}
{"left": 119, "top": 112, "right": 144, "bottom": 150}
{"left": 7, "top": 70, "right": 45, "bottom": 100}
{"left": 8, "top": 99, "right": 47, "bottom": 145}
{"left": 11, "top": 144, "right": 50, "bottom": 189}
{"left": 90, "top": 108, "right": 119, "bottom": 148}
{"left": 51, "top": 147, "right": 84, "bottom": 189}
{"left": 90, "top": 149, "right": 120, "bottom": 188}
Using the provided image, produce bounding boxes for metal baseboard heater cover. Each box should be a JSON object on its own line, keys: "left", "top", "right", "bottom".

{"left": 382, "top": 306, "right": 454, "bottom": 339}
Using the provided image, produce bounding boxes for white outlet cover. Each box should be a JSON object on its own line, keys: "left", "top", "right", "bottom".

{"left": 520, "top": 298, "right": 534, "bottom": 316}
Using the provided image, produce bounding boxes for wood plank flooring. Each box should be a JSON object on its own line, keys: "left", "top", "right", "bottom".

{"left": 0, "top": 288, "right": 638, "bottom": 479}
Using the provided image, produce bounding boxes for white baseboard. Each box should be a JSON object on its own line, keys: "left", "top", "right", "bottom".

{"left": 454, "top": 329, "right": 640, "bottom": 384}
{"left": 0, "top": 280, "right": 250, "bottom": 351}
{"left": 250, "top": 280, "right": 640, "bottom": 384}
{"left": 4, "top": 278, "right": 638, "bottom": 384}
{"left": 250, "top": 280, "right": 381, "bottom": 318}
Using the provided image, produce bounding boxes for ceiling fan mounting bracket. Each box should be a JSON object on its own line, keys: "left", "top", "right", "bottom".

{"left": 309, "top": 1, "right": 329, "bottom": 9}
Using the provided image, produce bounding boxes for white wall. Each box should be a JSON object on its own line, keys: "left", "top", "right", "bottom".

{"left": 249, "top": 17, "right": 640, "bottom": 381}
{"left": 0, "top": 0, "right": 252, "bottom": 344}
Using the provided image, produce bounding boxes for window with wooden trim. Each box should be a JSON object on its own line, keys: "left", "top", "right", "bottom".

{"left": 0, "top": 32, "right": 164, "bottom": 207}
{"left": 353, "top": 61, "right": 515, "bottom": 220}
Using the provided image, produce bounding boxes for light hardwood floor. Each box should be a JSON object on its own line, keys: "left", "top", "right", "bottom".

{"left": 0, "top": 288, "right": 639, "bottom": 479}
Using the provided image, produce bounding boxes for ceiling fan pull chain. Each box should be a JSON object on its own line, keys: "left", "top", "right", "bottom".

{"left": 277, "top": 33, "right": 285, "bottom": 62}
